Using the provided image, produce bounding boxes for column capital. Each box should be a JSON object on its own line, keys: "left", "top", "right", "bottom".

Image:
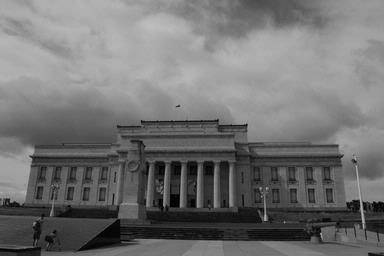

{"left": 213, "top": 160, "right": 221, "bottom": 165}
{"left": 164, "top": 160, "right": 172, "bottom": 165}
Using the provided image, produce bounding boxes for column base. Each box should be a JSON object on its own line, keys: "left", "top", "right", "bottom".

{"left": 118, "top": 203, "right": 146, "bottom": 219}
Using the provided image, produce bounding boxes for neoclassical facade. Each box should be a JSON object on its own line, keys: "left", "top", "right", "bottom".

{"left": 25, "top": 120, "right": 346, "bottom": 210}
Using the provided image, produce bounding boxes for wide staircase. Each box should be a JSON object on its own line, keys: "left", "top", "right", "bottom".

{"left": 121, "top": 208, "right": 309, "bottom": 241}
{"left": 120, "top": 221, "right": 310, "bottom": 241}
{"left": 146, "top": 208, "right": 262, "bottom": 223}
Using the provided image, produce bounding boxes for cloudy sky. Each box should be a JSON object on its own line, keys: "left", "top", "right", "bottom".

{"left": 0, "top": 0, "right": 383, "bottom": 203}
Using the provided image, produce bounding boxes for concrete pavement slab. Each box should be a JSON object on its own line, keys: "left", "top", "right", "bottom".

{"left": 39, "top": 239, "right": 384, "bottom": 256}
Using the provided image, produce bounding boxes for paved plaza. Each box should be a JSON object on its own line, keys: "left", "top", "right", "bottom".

{"left": 39, "top": 239, "right": 382, "bottom": 256}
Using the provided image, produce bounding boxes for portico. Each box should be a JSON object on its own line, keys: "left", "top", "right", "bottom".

{"left": 145, "top": 160, "right": 237, "bottom": 209}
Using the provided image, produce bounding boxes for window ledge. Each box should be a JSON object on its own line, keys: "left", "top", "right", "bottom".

{"left": 306, "top": 180, "right": 317, "bottom": 185}
{"left": 83, "top": 179, "right": 93, "bottom": 184}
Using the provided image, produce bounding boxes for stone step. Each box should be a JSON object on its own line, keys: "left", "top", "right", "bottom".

{"left": 146, "top": 211, "right": 262, "bottom": 223}
{"left": 120, "top": 224, "right": 310, "bottom": 241}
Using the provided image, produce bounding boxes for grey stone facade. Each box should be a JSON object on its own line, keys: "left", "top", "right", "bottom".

{"left": 25, "top": 120, "right": 346, "bottom": 209}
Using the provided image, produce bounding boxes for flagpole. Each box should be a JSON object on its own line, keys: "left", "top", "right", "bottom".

{"left": 352, "top": 154, "right": 366, "bottom": 230}
{"left": 175, "top": 104, "right": 181, "bottom": 120}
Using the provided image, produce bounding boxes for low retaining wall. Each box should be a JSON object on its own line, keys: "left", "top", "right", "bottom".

{"left": 321, "top": 225, "right": 384, "bottom": 246}
{"left": 0, "top": 245, "right": 41, "bottom": 256}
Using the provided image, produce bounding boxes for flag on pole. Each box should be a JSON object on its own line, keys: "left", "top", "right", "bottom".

{"left": 175, "top": 104, "right": 181, "bottom": 108}
{"left": 352, "top": 155, "right": 357, "bottom": 164}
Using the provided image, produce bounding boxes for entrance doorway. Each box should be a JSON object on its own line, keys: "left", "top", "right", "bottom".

{"left": 190, "top": 199, "right": 196, "bottom": 208}
{"left": 158, "top": 199, "right": 163, "bottom": 207}
{"left": 170, "top": 195, "right": 180, "bottom": 207}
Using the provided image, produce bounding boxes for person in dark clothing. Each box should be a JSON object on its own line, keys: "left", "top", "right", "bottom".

{"left": 45, "top": 230, "right": 61, "bottom": 251}
{"left": 32, "top": 214, "right": 45, "bottom": 247}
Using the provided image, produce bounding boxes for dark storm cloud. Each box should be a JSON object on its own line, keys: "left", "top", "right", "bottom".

{"left": 1, "top": 0, "right": 384, "bottom": 200}
{"left": 149, "top": 0, "right": 325, "bottom": 50}
{"left": 0, "top": 17, "right": 73, "bottom": 59}
{"left": 0, "top": 77, "right": 124, "bottom": 145}
{"left": 246, "top": 89, "right": 367, "bottom": 144}
{"left": 0, "top": 77, "right": 234, "bottom": 153}
{"left": 355, "top": 40, "right": 384, "bottom": 89}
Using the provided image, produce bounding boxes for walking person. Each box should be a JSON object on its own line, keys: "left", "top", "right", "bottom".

{"left": 32, "top": 214, "right": 45, "bottom": 247}
{"left": 45, "top": 230, "right": 61, "bottom": 251}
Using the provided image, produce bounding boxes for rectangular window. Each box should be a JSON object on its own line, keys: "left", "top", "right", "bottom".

{"left": 114, "top": 172, "right": 117, "bottom": 183}
{"left": 290, "top": 188, "right": 298, "bottom": 203}
{"left": 253, "top": 167, "right": 261, "bottom": 181}
{"left": 306, "top": 167, "right": 314, "bottom": 181}
{"left": 53, "top": 167, "right": 61, "bottom": 180}
{"left": 38, "top": 166, "right": 47, "bottom": 180}
{"left": 99, "top": 187, "right": 106, "bottom": 201}
{"left": 241, "top": 172, "right": 244, "bottom": 184}
{"left": 36, "top": 186, "right": 44, "bottom": 199}
{"left": 272, "top": 189, "right": 280, "bottom": 203}
{"left": 254, "top": 189, "right": 262, "bottom": 203}
{"left": 100, "top": 167, "right": 108, "bottom": 181}
{"left": 323, "top": 167, "right": 331, "bottom": 180}
{"left": 271, "top": 167, "right": 279, "bottom": 181}
{"left": 288, "top": 167, "right": 296, "bottom": 181}
{"left": 69, "top": 167, "right": 77, "bottom": 180}
{"left": 308, "top": 188, "right": 316, "bottom": 203}
{"left": 66, "top": 187, "right": 74, "bottom": 200}
{"left": 82, "top": 187, "right": 90, "bottom": 201}
{"left": 85, "top": 167, "right": 92, "bottom": 180}
{"left": 326, "top": 188, "right": 334, "bottom": 203}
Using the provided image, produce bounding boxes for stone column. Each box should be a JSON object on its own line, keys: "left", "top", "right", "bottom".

{"left": 196, "top": 161, "right": 204, "bottom": 208}
{"left": 229, "top": 161, "right": 237, "bottom": 207}
{"left": 146, "top": 162, "right": 155, "bottom": 207}
{"left": 213, "top": 161, "right": 221, "bottom": 208}
{"left": 163, "top": 161, "right": 171, "bottom": 208}
{"left": 116, "top": 161, "right": 125, "bottom": 205}
{"left": 179, "top": 161, "right": 188, "bottom": 208}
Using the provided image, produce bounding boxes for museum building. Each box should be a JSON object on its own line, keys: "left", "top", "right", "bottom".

{"left": 25, "top": 119, "right": 346, "bottom": 210}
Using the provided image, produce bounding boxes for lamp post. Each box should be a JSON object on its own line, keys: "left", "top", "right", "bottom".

{"left": 259, "top": 186, "right": 270, "bottom": 222}
{"left": 49, "top": 184, "right": 60, "bottom": 217}
{"left": 352, "top": 154, "right": 366, "bottom": 230}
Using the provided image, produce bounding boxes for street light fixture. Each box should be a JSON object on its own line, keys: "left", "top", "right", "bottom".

{"left": 259, "top": 186, "right": 270, "bottom": 222}
{"left": 49, "top": 183, "right": 60, "bottom": 217}
{"left": 352, "top": 154, "right": 366, "bottom": 230}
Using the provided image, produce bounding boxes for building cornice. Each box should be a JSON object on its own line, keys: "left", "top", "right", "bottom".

{"left": 145, "top": 147, "right": 236, "bottom": 153}
{"left": 252, "top": 154, "right": 343, "bottom": 158}
{"left": 248, "top": 142, "right": 339, "bottom": 148}
{"left": 120, "top": 133, "right": 235, "bottom": 139}
{"left": 30, "top": 155, "right": 108, "bottom": 159}
{"left": 35, "top": 143, "right": 112, "bottom": 149}
{"left": 141, "top": 119, "right": 219, "bottom": 125}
